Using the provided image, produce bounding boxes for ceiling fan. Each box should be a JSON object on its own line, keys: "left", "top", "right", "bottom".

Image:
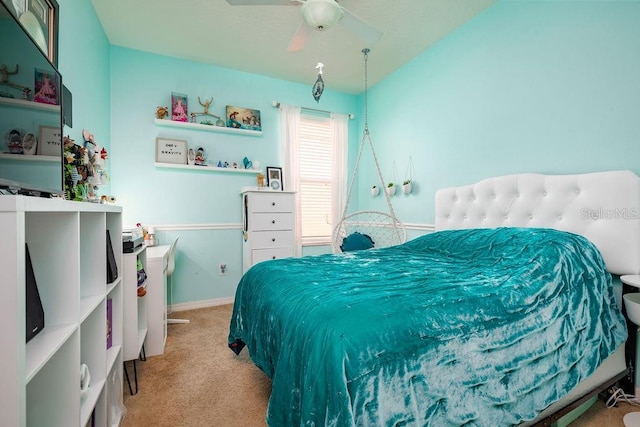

{"left": 226, "top": 0, "right": 382, "bottom": 52}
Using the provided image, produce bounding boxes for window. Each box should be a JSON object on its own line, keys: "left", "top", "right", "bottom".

{"left": 299, "top": 113, "right": 333, "bottom": 245}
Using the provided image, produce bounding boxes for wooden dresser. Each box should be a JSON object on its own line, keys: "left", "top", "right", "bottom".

{"left": 242, "top": 189, "right": 296, "bottom": 273}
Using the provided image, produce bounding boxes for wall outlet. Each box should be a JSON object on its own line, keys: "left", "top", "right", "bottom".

{"left": 218, "top": 263, "right": 227, "bottom": 276}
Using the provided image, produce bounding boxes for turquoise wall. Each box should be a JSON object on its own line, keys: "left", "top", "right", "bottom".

{"left": 58, "top": 0, "right": 111, "bottom": 193}
{"left": 108, "top": 46, "right": 358, "bottom": 304}
{"left": 54, "top": 0, "right": 640, "bottom": 305}
{"left": 357, "top": 0, "right": 640, "bottom": 225}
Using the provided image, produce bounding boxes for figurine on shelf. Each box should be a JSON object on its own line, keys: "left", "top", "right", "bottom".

{"left": 242, "top": 157, "right": 253, "bottom": 169}
{"left": 194, "top": 147, "right": 206, "bottom": 166}
{"left": 156, "top": 106, "right": 168, "bottom": 119}
{"left": 0, "top": 64, "right": 28, "bottom": 98}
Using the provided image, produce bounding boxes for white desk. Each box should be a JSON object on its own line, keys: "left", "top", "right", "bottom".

{"left": 145, "top": 244, "right": 170, "bottom": 357}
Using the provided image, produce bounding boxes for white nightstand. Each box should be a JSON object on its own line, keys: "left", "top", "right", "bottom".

{"left": 621, "top": 275, "right": 640, "bottom": 397}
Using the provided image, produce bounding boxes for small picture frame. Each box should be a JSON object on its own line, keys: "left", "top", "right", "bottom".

{"left": 171, "top": 92, "right": 188, "bottom": 122}
{"left": 266, "top": 166, "right": 283, "bottom": 191}
{"left": 156, "top": 137, "right": 187, "bottom": 164}
{"left": 33, "top": 67, "right": 58, "bottom": 105}
{"left": 37, "top": 125, "right": 61, "bottom": 156}
{"left": 226, "top": 105, "right": 261, "bottom": 131}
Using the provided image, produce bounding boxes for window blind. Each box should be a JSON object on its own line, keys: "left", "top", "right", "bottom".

{"left": 299, "top": 114, "right": 333, "bottom": 243}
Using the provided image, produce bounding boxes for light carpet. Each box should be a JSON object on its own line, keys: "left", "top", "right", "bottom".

{"left": 120, "top": 305, "right": 639, "bottom": 426}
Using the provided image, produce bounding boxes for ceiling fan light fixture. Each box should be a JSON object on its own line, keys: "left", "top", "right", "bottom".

{"left": 301, "top": 0, "right": 344, "bottom": 31}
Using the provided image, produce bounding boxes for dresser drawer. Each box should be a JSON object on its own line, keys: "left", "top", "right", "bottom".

{"left": 252, "top": 247, "right": 294, "bottom": 264}
{"left": 250, "top": 193, "right": 295, "bottom": 213}
{"left": 250, "top": 230, "right": 294, "bottom": 248}
{"left": 250, "top": 212, "right": 294, "bottom": 231}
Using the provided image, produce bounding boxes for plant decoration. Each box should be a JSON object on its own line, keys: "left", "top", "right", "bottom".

{"left": 386, "top": 182, "right": 396, "bottom": 196}
{"left": 403, "top": 156, "right": 415, "bottom": 195}
{"left": 63, "top": 136, "right": 88, "bottom": 201}
{"left": 63, "top": 130, "right": 109, "bottom": 201}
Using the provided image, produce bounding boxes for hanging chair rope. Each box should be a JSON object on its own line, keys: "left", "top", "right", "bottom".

{"left": 332, "top": 49, "right": 406, "bottom": 252}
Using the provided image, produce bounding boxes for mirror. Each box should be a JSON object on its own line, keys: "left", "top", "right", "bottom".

{"left": 0, "top": 3, "right": 63, "bottom": 196}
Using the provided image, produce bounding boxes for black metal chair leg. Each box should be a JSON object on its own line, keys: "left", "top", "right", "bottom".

{"left": 132, "top": 359, "right": 138, "bottom": 394}
{"left": 123, "top": 360, "right": 139, "bottom": 395}
{"left": 140, "top": 344, "right": 146, "bottom": 362}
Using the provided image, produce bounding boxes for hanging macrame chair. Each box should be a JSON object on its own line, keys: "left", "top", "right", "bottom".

{"left": 332, "top": 48, "right": 406, "bottom": 253}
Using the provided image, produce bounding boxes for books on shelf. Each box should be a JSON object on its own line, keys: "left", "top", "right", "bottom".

{"left": 106, "top": 298, "right": 112, "bottom": 349}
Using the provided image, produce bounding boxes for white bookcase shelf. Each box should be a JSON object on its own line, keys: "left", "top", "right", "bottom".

{"left": 154, "top": 118, "right": 262, "bottom": 136}
{"left": 0, "top": 196, "right": 124, "bottom": 427}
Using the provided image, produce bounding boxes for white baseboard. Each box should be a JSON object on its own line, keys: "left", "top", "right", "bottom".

{"left": 171, "top": 297, "right": 234, "bottom": 312}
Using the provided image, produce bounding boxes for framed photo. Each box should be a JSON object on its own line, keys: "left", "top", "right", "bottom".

{"left": 266, "top": 166, "right": 283, "bottom": 191}
{"left": 11, "top": 0, "right": 59, "bottom": 66}
{"left": 155, "top": 137, "right": 187, "bottom": 164}
{"left": 171, "top": 92, "right": 188, "bottom": 122}
{"left": 1, "top": 0, "right": 23, "bottom": 18}
{"left": 33, "top": 67, "right": 58, "bottom": 105}
{"left": 37, "top": 125, "right": 60, "bottom": 156}
{"left": 226, "top": 105, "right": 261, "bottom": 131}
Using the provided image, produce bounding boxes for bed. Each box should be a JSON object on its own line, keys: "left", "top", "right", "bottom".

{"left": 228, "top": 170, "right": 640, "bottom": 426}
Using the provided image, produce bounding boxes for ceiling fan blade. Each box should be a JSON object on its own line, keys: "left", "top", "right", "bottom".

{"left": 287, "top": 22, "right": 311, "bottom": 52}
{"left": 339, "top": 7, "right": 382, "bottom": 45}
{"left": 226, "top": 0, "right": 300, "bottom": 5}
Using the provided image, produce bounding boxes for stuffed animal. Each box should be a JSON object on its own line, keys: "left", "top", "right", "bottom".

{"left": 156, "top": 106, "right": 169, "bottom": 119}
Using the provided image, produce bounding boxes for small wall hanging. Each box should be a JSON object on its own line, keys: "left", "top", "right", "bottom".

{"left": 312, "top": 62, "right": 324, "bottom": 103}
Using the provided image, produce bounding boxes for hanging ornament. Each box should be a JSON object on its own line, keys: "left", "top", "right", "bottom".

{"left": 312, "top": 62, "right": 325, "bottom": 103}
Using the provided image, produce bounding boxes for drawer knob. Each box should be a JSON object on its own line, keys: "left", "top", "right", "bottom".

{"left": 272, "top": 238, "right": 276, "bottom": 242}
{"left": 272, "top": 220, "right": 276, "bottom": 224}
{"left": 272, "top": 202, "right": 276, "bottom": 206}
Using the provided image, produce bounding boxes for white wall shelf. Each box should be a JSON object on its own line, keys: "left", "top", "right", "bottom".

{"left": 154, "top": 118, "right": 262, "bottom": 136}
{"left": 0, "top": 96, "right": 61, "bottom": 113}
{"left": 155, "top": 162, "right": 261, "bottom": 174}
{"left": 0, "top": 153, "right": 58, "bottom": 162}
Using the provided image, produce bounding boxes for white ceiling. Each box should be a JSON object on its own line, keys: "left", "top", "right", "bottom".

{"left": 91, "top": 0, "right": 496, "bottom": 94}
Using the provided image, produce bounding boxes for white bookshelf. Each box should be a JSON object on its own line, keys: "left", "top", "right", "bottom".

{"left": 0, "top": 196, "right": 124, "bottom": 427}
{"left": 123, "top": 246, "right": 147, "bottom": 362}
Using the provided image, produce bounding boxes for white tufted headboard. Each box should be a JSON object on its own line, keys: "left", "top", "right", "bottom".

{"left": 435, "top": 170, "right": 640, "bottom": 275}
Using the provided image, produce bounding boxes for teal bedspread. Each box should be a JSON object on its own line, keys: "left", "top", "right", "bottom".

{"left": 228, "top": 228, "right": 627, "bottom": 426}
